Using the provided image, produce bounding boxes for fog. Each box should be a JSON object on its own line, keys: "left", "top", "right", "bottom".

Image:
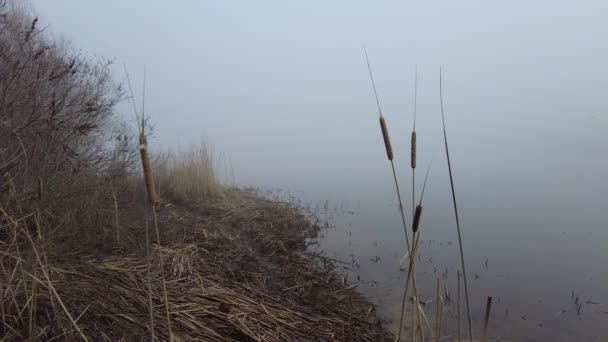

{"left": 31, "top": 0, "right": 607, "bottom": 188}
{"left": 31, "top": 1, "right": 608, "bottom": 339}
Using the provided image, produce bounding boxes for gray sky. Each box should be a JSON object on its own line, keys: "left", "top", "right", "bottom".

{"left": 30, "top": 0, "right": 607, "bottom": 190}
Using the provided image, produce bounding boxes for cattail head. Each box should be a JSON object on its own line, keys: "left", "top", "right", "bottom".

{"left": 412, "top": 204, "right": 422, "bottom": 233}
{"left": 139, "top": 143, "right": 158, "bottom": 205}
{"left": 411, "top": 130, "right": 417, "bottom": 169}
{"left": 379, "top": 116, "right": 393, "bottom": 161}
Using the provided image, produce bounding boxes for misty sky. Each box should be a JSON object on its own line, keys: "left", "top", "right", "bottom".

{"left": 30, "top": 0, "right": 607, "bottom": 191}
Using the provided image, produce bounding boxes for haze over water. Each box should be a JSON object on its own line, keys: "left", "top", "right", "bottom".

{"left": 33, "top": 0, "right": 608, "bottom": 340}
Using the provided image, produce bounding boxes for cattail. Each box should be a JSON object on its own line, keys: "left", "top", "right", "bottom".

{"left": 412, "top": 204, "right": 422, "bottom": 233}
{"left": 411, "top": 130, "right": 417, "bottom": 169}
{"left": 139, "top": 136, "right": 157, "bottom": 205}
{"left": 379, "top": 116, "right": 393, "bottom": 161}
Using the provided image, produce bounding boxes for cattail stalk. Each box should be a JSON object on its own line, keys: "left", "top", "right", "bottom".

{"left": 112, "top": 186, "right": 120, "bottom": 245}
{"left": 396, "top": 163, "right": 431, "bottom": 342}
{"left": 152, "top": 205, "right": 174, "bottom": 341}
{"left": 124, "top": 65, "right": 157, "bottom": 340}
{"left": 143, "top": 197, "right": 155, "bottom": 339}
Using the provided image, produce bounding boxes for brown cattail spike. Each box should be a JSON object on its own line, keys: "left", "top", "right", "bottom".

{"left": 411, "top": 130, "right": 417, "bottom": 169}
{"left": 412, "top": 204, "right": 423, "bottom": 233}
{"left": 139, "top": 140, "right": 158, "bottom": 205}
{"left": 379, "top": 116, "right": 393, "bottom": 161}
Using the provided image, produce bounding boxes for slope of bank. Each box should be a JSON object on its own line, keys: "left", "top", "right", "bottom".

{"left": 2, "top": 189, "right": 393, "bottom": 341}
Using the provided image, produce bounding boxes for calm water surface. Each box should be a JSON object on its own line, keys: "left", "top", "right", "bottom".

{"left": 265, "top": 149, "right": 608, "bottom": 341}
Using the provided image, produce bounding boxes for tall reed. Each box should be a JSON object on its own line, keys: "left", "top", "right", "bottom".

{"left": 439, "top": 67, "right": 473, "bottom": 341}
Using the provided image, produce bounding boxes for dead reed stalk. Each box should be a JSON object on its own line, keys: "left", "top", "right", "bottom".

{"left": 143, "top": 197, "right": 155, "bottom": 339}
{"left": 439, "top": 67, "right": 473, "bottom": 341}
{"left": 458, "top": 269, "right": 462, "bottom": 342}
{"left": 435, "top": 278, "right": 443, "bottom": 342}
{"left": 19, "top": 212, "right": 89, "bottom": 341}
{"left": 482, "top": 296, "right": 493, "bottom": 339}
{"left": 112, "top": 185, "right": 120, "bottom": 245}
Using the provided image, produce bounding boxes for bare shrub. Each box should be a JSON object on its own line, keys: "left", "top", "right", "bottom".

{"left": 0, "top": 5, "right": 137, "bottom": 248}
{"left": 0, "top": 8, "right": 131, "bottom": 196}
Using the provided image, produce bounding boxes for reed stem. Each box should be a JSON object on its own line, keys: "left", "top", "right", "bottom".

{"left": 152, "top": 205, "right": 174, "bottom": 341}
{"left": 458, "top": 269, "right": 461, "bottom": 342}
{"left": 482, "top": 296, "right": 493, "bottom": 339}
{"left": 143, "top": 197, "right": 155, "bottom": 339}
{"left": 435, "top": 278, "right": 441, "bottom": 342}
{"left": 439, "top": 67, "right": 473, "bottom": 341}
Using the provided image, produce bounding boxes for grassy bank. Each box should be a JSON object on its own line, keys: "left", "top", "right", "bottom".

{"left": 1, "top": 187, "right": 393, "bottom": 341}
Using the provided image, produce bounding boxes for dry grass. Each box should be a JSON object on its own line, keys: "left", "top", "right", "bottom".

{"left": 155, "top": 144, "right": 222, "bottom": 204}
{"left": 0, "top": 191, "right": 392, "bottom": 341}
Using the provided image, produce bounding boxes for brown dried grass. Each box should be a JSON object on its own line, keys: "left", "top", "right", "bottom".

{"left": 0, "top": 191, "right": 392, "bottom": 341}
{"left": 154, "top": 144, "right": 221, "bottom": 204}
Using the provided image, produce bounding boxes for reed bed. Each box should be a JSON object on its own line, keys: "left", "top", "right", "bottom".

{"left": 154, "top": 145, "right": 221, "bottom": 203}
